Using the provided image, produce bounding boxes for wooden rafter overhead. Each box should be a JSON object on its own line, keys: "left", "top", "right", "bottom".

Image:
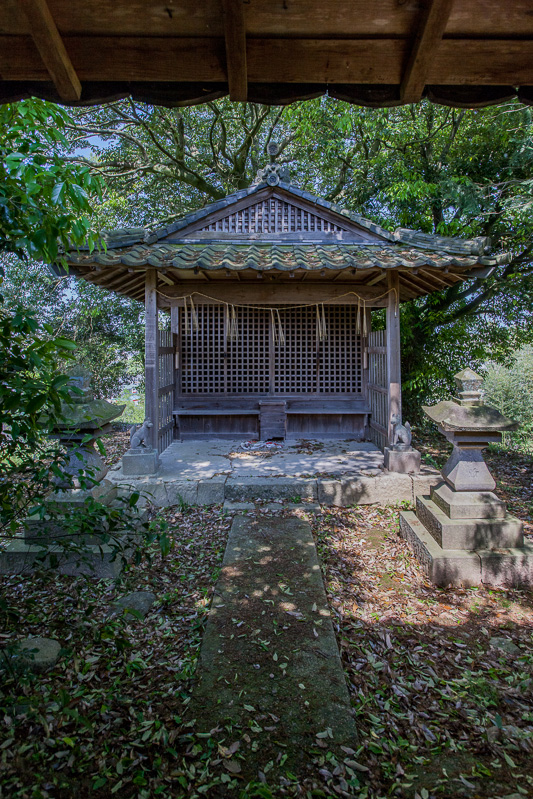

{"left": 1, "top": 0, "right": 532, "bottom": 107}
{"left": 16, "top": 0, "right": 80, "bottom": 101}
{"left": 221, "top": 0, "right": 247, "bottom": 102}
{"left": 400, "top": 0, "right": 455, "bottom": 104}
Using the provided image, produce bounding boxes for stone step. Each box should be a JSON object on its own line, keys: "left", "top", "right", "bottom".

{"left": 430, "top": 481, "right": 506, "bottom": 520}
{"left": 225, "top": 477, "right": 317, "bottom": 502}
{"left": 399, "top": 511, "right": 482, "bottom": 587}
{"left": 400, "top": 510, "right": 533, "bottom": 589}
{"left": 416, "top": 495, "right": 523, "bottom": 550}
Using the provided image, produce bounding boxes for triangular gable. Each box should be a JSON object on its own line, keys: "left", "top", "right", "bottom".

{"left": 162, "top": 186, "right": 389, "bottom": 243}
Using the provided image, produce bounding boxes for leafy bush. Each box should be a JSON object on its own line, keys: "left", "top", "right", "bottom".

{"left": 116, "top": 396, "right": 146, "bottom": 426}
{"left": 483, "top": 345, "right": 533, "bottom": 452}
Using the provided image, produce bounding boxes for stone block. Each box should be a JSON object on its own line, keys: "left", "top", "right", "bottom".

{"left": 12, "top": 637, "right": 61, "bottom": 674}
{"left": 441, "top": 446, "right": 495, "bottom": 492}
{"left": 479, "top": 544, "right": 533, "bottom": 588}
{"left": 430, "top": 481, "right": 506, "bottom": 520}
{"left": 225, "top": 477, "right": 317, "bottom": 502}
{"left": 223, "top": 501, "right": 255, "bottom": 512}
{"left": 384, "top": 447, "right": 421, "bottom": 474}
{"left": 318, "top": 473, "right": 413, "bottom": 507}
{"left": 141, "top": 482, "right": 172, "bottom": 507}
{"left": 113, "top": 591, "right": 156, "bottom": 618}
{"left": 411, "top": 467, "right": 441, "bottom": 499}
{"left": 197, "top": 476, "right": 227, "bottom": 505}
{"left": 0, "top": 539, "right": 124, "bottom": 578}
{"left": 165, "top": 481, "right": 198, "bottom": 507}
{"left": 122, "top": 449, "right": 159, "bottom": 476}
{"left": 416, "top": 496, "right": 523, "bottom": 550}
{"left": 399, "top": 511, "right": 482, "bottom": 587}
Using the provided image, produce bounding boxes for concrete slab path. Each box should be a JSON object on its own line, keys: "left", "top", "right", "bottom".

{"left": 188, "top": 515, "right": 357, "bottom": 783}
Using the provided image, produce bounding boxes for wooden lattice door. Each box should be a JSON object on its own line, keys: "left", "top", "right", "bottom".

{"left": 274, "top": 306, "right": 362, "bottom": 395}
{"left": 179, "top": 304, "right": 362, "bottom": 398}
{"left": 179, "top": 304, "right": 226, "bottom": 394}
{"left": 179, "top": 305, "right": 270, "bottom": 395}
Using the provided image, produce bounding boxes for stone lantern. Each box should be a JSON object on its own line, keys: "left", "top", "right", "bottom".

{"left": 400, "top": 369, "right": 533, "bottom": 587}
{"left": 52, "top": 366, "right": 125, "bottom": 489}
{"left": 0, "top": 368, "right": 131, "bottom": 578}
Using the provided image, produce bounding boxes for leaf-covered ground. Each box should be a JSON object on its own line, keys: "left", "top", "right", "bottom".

{"left": 1, "top": 432, "right": 532, "bottom": 798}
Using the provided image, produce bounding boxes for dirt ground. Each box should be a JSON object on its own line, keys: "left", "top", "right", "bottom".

{"left": 1, "top": 429, "right": 532, "bottom": 798}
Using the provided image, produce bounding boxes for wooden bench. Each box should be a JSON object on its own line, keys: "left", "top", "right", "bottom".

{"left": 172, "top": 400, "right": 371, "bottom": 440}
{"left": 285, "top": 400, "right": 370, "bottom": 439}
{"left": 173, "top": 409, "right": 259, "bottom": 416}
{"left": 173, "top": 405, "right": 260, "bottom": 439}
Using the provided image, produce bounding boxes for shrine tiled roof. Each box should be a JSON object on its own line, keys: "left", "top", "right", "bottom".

{"left": 67, "top": 241, "right": 506, "bottom": 273}
{"left": 60, "top": 181, "right": 508, "bottom": 304}
{"left": 77, "top": 181, "right": 495, "bottom": 258}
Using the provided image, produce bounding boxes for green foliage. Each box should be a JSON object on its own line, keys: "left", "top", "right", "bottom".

{"left": 483, "top": 345, "right": 533, "bottom": 452}
{"left": 117, "top": 396, "right": 146, "bottom": 425}
{"left": 0, "top": 99, "right": 101, "bottom": 265}
{"left": 0, "top": 309, "right": 77, "bottom": 532}
{"left": 1, "top": 259, "right": 144, "bottom": 398}
{"left": 0, "top": 98, "right": 105, "bottom": 533}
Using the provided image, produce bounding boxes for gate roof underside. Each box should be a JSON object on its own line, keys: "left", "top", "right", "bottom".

{"left": 61, "top": 181, "right": 507, "bottom": 305}
{"left": 2, "top": 0, "right": 533, "bottom": 108}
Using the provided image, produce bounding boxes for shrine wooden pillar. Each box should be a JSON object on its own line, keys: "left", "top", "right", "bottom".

{"left": 145, "top": 268, "right": 159, "bottom": 451}
{"left": 386, "top": 270, "right": 402, "bottom": 445}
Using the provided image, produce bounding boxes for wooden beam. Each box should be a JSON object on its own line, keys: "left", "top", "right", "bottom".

{"left": 16, "top": 0, "right": 81, "bottom": 100}
{"left": 221, "top": 0, "right": 247, "bottom": 101}
{"left": 161, "top": 281, "right": 390, "bottom": 306}
{"left": 386, "top": 271, "right": 402, "bottom": 446}
{"left": 366, "top": 270, "right": 388, "bottom": 287}
{"left": 400, "top": 0, "right": 455, "bottom": 103}
{"left": 3, "top": 35, "right": 533, "bottom": 86}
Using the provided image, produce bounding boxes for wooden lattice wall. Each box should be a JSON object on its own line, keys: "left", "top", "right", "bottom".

{"left": 197, "top": 197, "right": 345, "bottom": 235}
{"left": 367, "top": 329, "right": 388, "bottom": 450}
{"left": 178, "top": 304, "right": 363, "bottom": 397}
{"left": 157, "top": 328, "right": 174, "bottom": 453}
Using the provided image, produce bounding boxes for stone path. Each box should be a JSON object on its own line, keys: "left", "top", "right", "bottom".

{"left": 188, "top": 514, "right": 358, "bottom": 782}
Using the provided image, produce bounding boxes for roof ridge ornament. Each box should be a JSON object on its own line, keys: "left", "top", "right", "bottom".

{"left": 253, "top": 142, "right": 290, "bottom": 187}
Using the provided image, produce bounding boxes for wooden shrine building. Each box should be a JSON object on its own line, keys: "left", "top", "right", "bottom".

{"left": 61, "top": 163, "right": 506, "bottom": 455}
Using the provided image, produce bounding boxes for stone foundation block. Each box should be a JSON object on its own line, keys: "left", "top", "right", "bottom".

{"left": 430, "top": 481, "right": 506, "bottom": 520}
{"left": 416, "top": 495, "right": 523, "bottom": 550}
{"left": 165, "top": 482, "right": 198, "bottom": 507}
{"left": 319, "top": 473, "right": 412, "bottom": 506}
{"left": 384, "top": 447, "right": 421, "bottom": 474}
{"left": 399, "top": 511, "right": 482, "bottom": 587}
{"left": 197, "top": 476, "right": 227, "bottom": 505}
{"left": 122, "top": 449, "right": 159, "bottom": 476}
{"left": 225, "top": 477, "right": 317, "bottom": 502}
{"left": 479, "top": 544, "right": 533, "bottom": 588}
{"left": 0, "top": 539, "right": 125, "bottom": 578}
{"left": 411, "top": 467, "right": 441, "bottom": 499}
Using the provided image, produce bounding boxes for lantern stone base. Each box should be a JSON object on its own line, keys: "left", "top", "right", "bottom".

{"left": 122, "top": 448, "right": 160, "bottom": 476}
{"left": 0, "top": 539, "right": 129, "bottom": 578}
{"left": 400, "top": 482, "right": 533, "bottom": 588}
{"left": 384, "top": 447, "right": 421, "bottom": 474}
{"left": 0, "top": 484, "right": 147, "bottom": 579}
